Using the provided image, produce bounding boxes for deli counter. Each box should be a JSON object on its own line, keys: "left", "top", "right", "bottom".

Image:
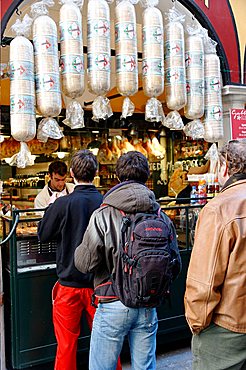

{"left": 0, "top": 202, "right": 203, "bottom": 370}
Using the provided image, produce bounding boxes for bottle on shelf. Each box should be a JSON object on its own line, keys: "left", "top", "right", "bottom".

{"left": 198, "top": 179, "right": 207, "bottom": 205}
{"left": 214, "top": 178, "right": 220, "bottom": 195}
{"left": 190, "top": 185, "right": 198, "bottom": 205}
{"left": 207, "top": 179, "right": 215, "bottom": 199}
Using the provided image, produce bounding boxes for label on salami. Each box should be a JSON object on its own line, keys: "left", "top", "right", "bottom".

{"left": 60, "top": 21, "right": 82, "bottom": 41}
{"left": 9, "top": 61, "right": 34, "bottom": 81}
{"left": 205, "top": 105, "right": 223, "bottom": 121}
{"left": 164, "top": 40, "right": 184, "bottom": 59}
{"left": 33, "top": 35, "right": 58, "bottom": 55}
{"left": 185, "top": 51, "right": 204, "bottom": 68}
{"left": 35, "top": 73, "right": 61, "bottom": 93}
{"left": 87, "top": 19, "right": 110, "bottom": 39}
{"left": 88, "top": 53, "right": 111, "bottom": 71}
{"left": 60, "top": 55, "right": 84, "bottom": 74}
{"left": 205, "top": 77, "right": 221, "bottom": 93}
{"left": 10, "top": 94, "right": 36, "bottom": 115}
{"left": 143, "top": 26, "right": 163, "bottom": 45}
{"left": 186, "top": 79, "right": 204, "bottom": 95}
{"left": 116, "top": 55, "right": 138, "bottom": 73}
{"left": 165, "top": 67, "right": 186, "bottom": 84}
{"left": 115, "top": 22, "right": 136, "bottom": 43}
{"left": 142, "top": 58, "right": 164, "bottom": 76}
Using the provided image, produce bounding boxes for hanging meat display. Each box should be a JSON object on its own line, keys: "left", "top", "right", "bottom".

{"left": 141, "top": 0, "right": 164, "bottom": 122}
{"left": 8, "top": 15, "right": 36, "bottom": 168}
{"left": 184, "top": 25, "right": 204, "bottom": 119}
{"left": 87, "top": 0, "right": 113, "bottom": 121}
{"left": 59, "top": 0, "right": 85, "bottom": 128}
{"left": 203, "top": 37, "right": 224, "bottom": 142}
{"left": 164, "top": 7, "right": 186, "bottom": 111}
{"left": 9, "top": 15, "right": 36, "bottom": 143}
{"left": 31, "top": 0, "right": 63, "bottom": 142}
{"left": 115, "top": 0, "right": 138, "bottom": 118}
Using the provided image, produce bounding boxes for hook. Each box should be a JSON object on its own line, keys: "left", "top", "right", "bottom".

{"left": 16, "top": 7, "right": 22, "bottom": 16}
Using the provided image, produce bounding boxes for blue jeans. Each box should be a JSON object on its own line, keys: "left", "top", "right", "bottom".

{"left": 89, "top": 300, "right": 158, "bottom": 370}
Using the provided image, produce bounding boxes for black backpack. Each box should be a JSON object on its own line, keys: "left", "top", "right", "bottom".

{"left": 94, "top": 208, "right": 180, "bottom": 308}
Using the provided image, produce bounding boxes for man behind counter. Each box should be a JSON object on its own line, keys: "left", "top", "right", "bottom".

{"left": 34, "top": 160, "right": 74, "bottom": 209}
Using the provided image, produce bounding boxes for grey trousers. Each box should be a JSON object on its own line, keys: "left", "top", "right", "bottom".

{"left": 192, "top": 323, "right": 246, "bottom": 370}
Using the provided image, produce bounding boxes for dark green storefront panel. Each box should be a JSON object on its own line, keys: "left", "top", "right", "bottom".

{"left": 6, "top": 268, "right": 91, "bottom": 369}
{"left": 157, "top": 250, "right": 192, "bottom": 343}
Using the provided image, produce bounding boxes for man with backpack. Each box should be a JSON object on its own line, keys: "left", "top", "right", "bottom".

{"left": 75, "top": 151, "right": 181, "bottom": 370}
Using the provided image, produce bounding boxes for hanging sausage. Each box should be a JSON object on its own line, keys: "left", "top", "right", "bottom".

{"left": 164, "top": 7, "right": 186, "bottom": 111}
{"left": 8, "top": 15, "right": 36, "bottom": 168}
{"left": 32, "top": 0, "right": 63, "bottom": 142}
{"left": 59, "top": 0, "right": 85, "bottom": 128}
{"left": 184, "top": 25, "right": 204, "bottom": 119}
{"left": 9, "top": 15, "right": 36, "bottom": 143}
{"left": 203, "top": 37, "right": 224, "bottom": 142}
{"left": 142, "top": 0, "right": 164, "bottom": 122}
{"left": 115, "top": 0, "right": 138, "bottom": 118}
{"left": 87, "top": 0, "right": 113, "bottom": 121}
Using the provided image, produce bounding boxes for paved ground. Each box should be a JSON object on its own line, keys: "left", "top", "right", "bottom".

{"left": 122, "top": 342, "right": 192, "bottom": 369}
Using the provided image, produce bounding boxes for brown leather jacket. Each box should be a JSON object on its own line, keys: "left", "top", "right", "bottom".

{"left": 184, "top": 179, "right": 246, "bottom": 334}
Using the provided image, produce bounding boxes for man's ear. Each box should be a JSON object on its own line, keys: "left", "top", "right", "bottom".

{"left": 70, "top": 168, "right": 74, "bottom": 178}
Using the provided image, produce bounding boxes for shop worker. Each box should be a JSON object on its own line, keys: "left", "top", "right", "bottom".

{"left": 38, "top": 150, "right": 122, "bottom": 370}
{"left": 34, "top": 160, "right": 74, "bottom": 209}
{"left": 185, "top": 139, "right": 246, "bottom": 370}
{"left": 75, "top": 151, "right": 181, "bottom": 370}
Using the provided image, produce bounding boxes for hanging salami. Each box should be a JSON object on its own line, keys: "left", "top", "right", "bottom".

{"left": 59, "top": 0, "right": 85, "bottom": 128}
{"left": 115, "top": 0, "right": 138, "bottom": 118}
{"left": 164, "top": 7, "right": 186, "bottom": 111}
{"left": 31, "top": 0, "right": 63, "bottom": 142}
{"left": 142, "top": 0, "right": 164, "bottom": 122}
{"left": 87, "top": 0, "right": 113, "bottom": 121}
{"left": 9, "top": 15, "right": 36, "bottom": 143}
{"left": 60, "top": 0, "right": 84, "bottom": 99}
{"left": 203, "top": 37, "right": 224, "bottom": 142}
{"left": 184, "top": 26, "right": 204, "bottom": 119}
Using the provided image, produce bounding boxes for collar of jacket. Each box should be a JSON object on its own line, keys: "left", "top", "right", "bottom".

{"left": 103, "top": 180, "right": 146, "bottom": 200}
{"left": 221, "top": 174, "right": 246, "bottom": 191}
{"left": 74, "top": 184, "right": 96, "bottom": 191}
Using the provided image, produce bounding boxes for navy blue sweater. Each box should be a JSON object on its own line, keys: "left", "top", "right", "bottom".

{"left": 38, "top": 185, "right": 103, "bottom": 287}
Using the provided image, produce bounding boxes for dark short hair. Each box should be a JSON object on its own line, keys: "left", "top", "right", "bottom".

{"left": 219, "top": 139, "right": 246, "bottom": 176}
{"left": 48, "top": 160, "right": 67, "bottom": 176}
{"left": 71, "top": 149, "right": 98, "bottom": 182}
{"left": 115, "top": 151, "right": 150, "bottom": 183}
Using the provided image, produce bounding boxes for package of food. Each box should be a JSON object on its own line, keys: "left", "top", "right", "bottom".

{"left": 87, "top": 0, "right": 113, "bottom": 120}
{"left": 115, "top": 0, "right": 138, "bottom": 117}
{"left": 184, "top": 25, "right": 204, "bottom": 119}
{"left": 164, "top": 7, "right": 186, "bottom": 111}
{"left": 32, "top": 0, "right": 62, "bottom": 118}
{"left": 141, "top": 0, "right": 164, "bottom": 122}
{"left": 59, "top": 0, "right": 85, "bottom": 128}
{"left": 9, "top": 15, "right": 36, "bottom": 142}
{"left": 59, "top": 0, "right": 84, "bottom": 98}
{"left": 203, "top": 37, "right": 223, "bottom": 142}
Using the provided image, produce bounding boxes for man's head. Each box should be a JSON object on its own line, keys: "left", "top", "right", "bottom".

{"left": 218, "top": 139, "right": 246, "bottom": 186}
{"left": 116, "top": 151, "right": 150, "bottom": 183}
{"left": 48, "top": 160, "right": 68, "bottom": 191}
{"left": 70, "top": 149, "right": 98, "bottom": 183}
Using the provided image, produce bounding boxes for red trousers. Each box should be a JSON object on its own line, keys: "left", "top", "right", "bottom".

{"left": 52, "top": 282, "right": 121, "bottom": 370}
